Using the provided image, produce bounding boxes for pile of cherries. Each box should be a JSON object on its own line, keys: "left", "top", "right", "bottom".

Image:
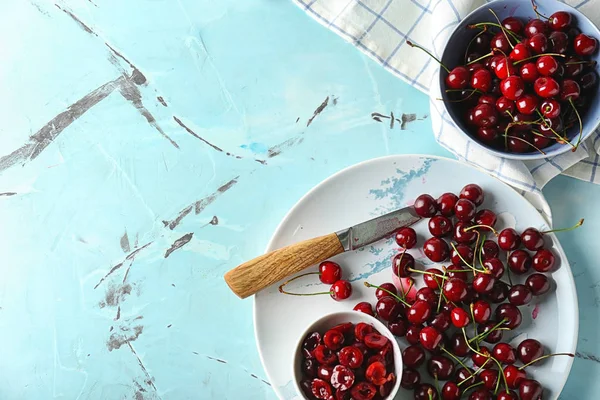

{"left": 416, "top": 8, "right": 598, "bottom": 154}
{"left": 351, "top": 183, "right": 579, "bottom": 399}
{"left": 299, "top": 322, "right": 397, "bottom": 400}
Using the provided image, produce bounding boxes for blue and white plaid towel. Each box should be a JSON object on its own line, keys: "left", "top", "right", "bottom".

{"left": 293, "top": 0, "right": 600, "bottom": 219}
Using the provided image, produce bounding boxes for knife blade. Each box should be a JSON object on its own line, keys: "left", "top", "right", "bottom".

{"left": 224, "top": 206, "right": 421, "bottom": 299}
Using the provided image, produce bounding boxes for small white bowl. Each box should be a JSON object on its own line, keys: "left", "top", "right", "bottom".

{"left": 292, "top": 311, "right": 403, "bottom": 400}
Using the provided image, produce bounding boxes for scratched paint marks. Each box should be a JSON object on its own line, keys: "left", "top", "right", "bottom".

{"left": 120, "top": 231, "right": 131, "bottom": 253}
{"left": 162, "top": 177, "right": 238, "bottom": 230}
{"left": 107, "top": 321, "right": 144, "bottom": 351}
{"left": 164, "top": 233, "right": 193, "bottom": 258}
{"left": 0, "top": 192, "right": 17, "bottom": 197}
{"left": 94, "top": 241, "right": 153, "bottom": 289}
{"left": 55, "top": 4, "right": 97, "bottom": 36}
{"left": 576, "top": 352, "right": 600, "bottom": 364}
{"left": 371, "top": 112, "right": 428, "bottom": 130}
{"left": 199, "top": 354, "right": 271, "bottom": 386}
{"left": 307, "top": 96, "right": 329, "bottom": 127}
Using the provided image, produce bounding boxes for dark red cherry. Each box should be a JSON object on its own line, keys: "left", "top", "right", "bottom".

{"left": 516, "top": 94, "right": 538, "bottom": 115}
{"left": 495, "top": 57, "right": 516, "bottom": 80}
{"left": 473, "top": 103, "right": 498, "bottom": 127}
{"left": 477, "top": 322, "right": 504, "bottom": 344}
{"left": 314, "top": 344, "right": 337, "bottom": 365}
{"left": 559, "top": 79, "right": 581, "bottom": 101}
{"left": 517, "top": 339, "right": 544, "bottom": 364}
{"left": 473, "top": 273, "right": 495, "bottom": 294}
{"left": 424, "top": 237, "right": 450, "bottom": 262}
{"left": 450, "top": 333, "right": 470, "bottom": 357}
{"left": 534, "top": 77, "right": 560, "bottom": 98}
{"left": 472, "top": 300, "right": 492, "bottom": 324}
{"left": 472, "top": 346, "right": 493, "bottom": 369}
{"left": 510, "top": 42, "right": 531, "bottom": 61}
{"left": 451, "top": 243, "right": 474, "bottom": 267}
{"left": 502, "top": 17, "right": 523, "bottom": 33}
{"left": 402, "top": 344, "right": 425, "bottom": 368}
{"left": 549, "top": 11, "right": 572, "bottom": 31}
{"left": 481, "top": 240, "right": 499, "bottom": 260}
{"left": 496, "top": 96, "right": 515, "bottom": 115}
{"left": 416, "top": 287, "right": 438, "bottom": 306}
{"left": 520, "top": 62, "right": 539, "bottom": 83}
{"left": 580, "top": 71, "right": 598, "bottom": 91}
{"left": 430, "top": 311, "right": 451, "bottom": 332}
{"left": 414, "top": 194, "right": 438, "bottom": 217}
{"left": 324, "top": 329, "right": 345, "bottom": 350}
{"left": 302, "top": 358, "right": 318, "bottom": 378}
{"left": 487, "top": 281, "right": 509, "bottom": 304}
{"left": 423, "top": 268, "right": 444, "bottom": 289}
{"left": 338, "top": 345, "right": 364, "bottom": 368}
{"left": 470, "top": 388, "right": 493, "bottom": 400}
{"left": 376, "top": 296, "right": 401, "bottom": 321}
{"left": 508, "top": 250, "right": 532, "bottom": 274}
{"left": 427, "top": 355, "right": 455, "bottom": 380}
{"left": 473, "top": 33, "right": 492, "bottom": 52}
{"left": 311, "top": 378, "right": 333, "bottom": 399}
{"left": 375, "top": 282, "right": 397, "bottom": 300}
{"left": 437, "top": 192, "right": 458, "bottom": 217}
{"left": 454, "top": 198, "right": 476, "bottom": 221}
{"left": 395, "top": 227, "right": 417, "bottom": 249}
{"left": 454, "top": 221, "right": 478, "bottom": 244}
{"left": 408, "top": 300, "right": 432, "bottom": 325}
{"left": 405, "top": 324, "right": 422, "bottom": 345}
{"left": 565, "top": 56, "right": 584, "bottom": 77}
{"left": 526, "top": 273, "right": 551, "bottom": 295}
{"left": 501, "top": 76, "right": 525, "bottom": 100}
{"left": 330, "top": 280, "right": 353, "bottom": 301}
{"left": 350, "top": 381, "right": 377, "bottom": 400}
{"left": 471, "top": 69, "right": 493, "bottom": 92}
{"left": 319, "top": 261, "right": 342, "bottom": 284}
{"left": 392, "top": 251, "right": 414, "bottom": 277}
{"left": 388, "top": 316, "right": 408, "bottom": 337}
{"left": 509, "top": 284, "right": 533, "bottom": 306}
{"left": 480, "top": 369, "right": 499, "bottom": 390}
{"left": 519, "top": 379, "right": 543, "bottom": 400}
{"left": 540, "top": 99, "right": 561, "bottom": 119}
{"left": 331, "top": 365, "right": 355, "bottom": 391}
{"left": 507, "top": 132, "right": 532, "bottom": 153}
{"left": 504, "top": 365, "right": 527, "bottom": 389}
{"left": 574, "top": 33, "right": 597, "bottom": 56}
{"left": 532, "top": 249, "right": 555, "bottom": 272}
{"left": 442, "top": 382, "right": 461, "bottom": 400}
{"left": 496, "top": 303, "right": 522, "bottom": 329}
{"left": 445, "top": 265, "right": 468, "bottom": 281}
{"left": 479, "top": 94, "right": 497, "bottom": 105}
{"left": 533, "top": 135, "right": 551, "bottom": 149}
{"left": 525, "top": 19, "right": 547, "bottom": 38}
{"left": 443, "top": 278, "right": 468, "bottom": 303}
{"left": 401, "top": 367, "right": 420, "bottom": 389}
{"left": 493, "top": 343, "right": 517, "bottom": 364}
{"left": 419, "top": 326, "right": 443, "bottom": 351}
{"left": 414, "top": 383, "right": 439, "bottom": 400}
{"left": 455, "top": 367, "right": 478, "bottom": 387}
{"left": 474, "top": 209, "right": 497, "bottom": 229}
{"left": 483, "top": 257, "right": 504, "bottom": 279}
{"left": 451, "top": 307, "right": 470, "bottom": 328}
{"left": 446, "top": 66, "right": 471, "bottom": 89}
{"left": 536, "top": 55, "right": 558, "bottom": 76}
{"left": 497, "top": 390, "right": 519, "bottom": 400}
{"left": 354, "top": 302, "right": 375, "bottom": 316}
{"left": 460, "top": 183, "right": 484, "bottom": 206}
{"left": 429, "top": 215, "right": 453, "bottom": 237}
{"left": 528, "top": 33, "right": 548, "bottom": 54}
{"left": 539, "top": 116, "right": 563, "bottom": 138}
{"left": 498, "top": 228, "right": 521, "bottom": 251}
{"left": 549, "top": 31, "right": 569, "bottom": 54}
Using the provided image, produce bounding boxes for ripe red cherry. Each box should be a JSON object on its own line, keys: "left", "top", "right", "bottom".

{"left": 314, "top": 344, "right": 337, "bottom": 365}
{"left": 509, "top": 284, "right": 533, "bottom": 306}
{"left": 472, "top": 346, "right": 493, "bottom": 368}
{"left": 508, "top": 250, "right": 532, "bottom": 274}
{"left": 324, "top": 329, "right": 345, "bottom": 350}
{"left": 481, "top": 240, "right": 499, "bottom": 260}
{"left": 549, "top": 11, "right": 572, "bottom": 31}
{"left": 430, "top": 311, "right": 451, "bottom": 332}
{"left": 540, "top": 99, "right": 561, "bottom": 119}
{"left": 423, "top": 237, "right": 450, "bottom": 262}
{"left": 460, "top": 183, "right": 484, "bottom": 205}
{"left": 414, "top": 194, "right": 438, "bottom": 217}
{"left": 497, "top": 391, "right": 519, "bottom": 400}
{"left": 519, "top": 379, "right": 543, "bottom": 400}
{"left": 427, "top": 355, "right": 455, "bottom": 380}
{"left": 574, "top": 33, "right": 597, "bottom": 56}
{"left": 442, "top": 382, "right": 461, "bottom": 400}
{"left": 365, "top": 361, "right": 387, "bottom": 386}
{"left": 532, "top": 249, "right": 555, "bottom": 272}
{"left": 539, "top": 116, "right": 563, "bottom": 137}
{"left": 402, "top": 344, "right": 426, "bottom": 368}
{"left": 492, "top": 33, "right": 511, "bottom": 55}
{"left": 445, "top": 265, "right": 468, "bottom": 281}
{"left": 450, "top": 333, "right": 470, "bottom": 357}
{"left": 456, "top": 367, "right": 477, "bottom": 387}
{"left": 533, "top": 135, "right": 551, "bottom": 149}
{"left": 580, "top": 71, "right": 598, "bottom": 91}
{"left": 496, "top": 96, "right": 515, "bottom": 115}
{"left": 303, "top": 358, "right": 318, "bottom": 378}
{"left": 407, "top": 300, "right": 432, "bottom": 325}
{"left": 488, "top": 281, "right": 509, "bottom": 304}
{"left": 473, "top": 103, "right": 498, "bottom": 127}
{"left": 437, "top": 192, "right": 458, "bottom": 216}
{"left": 493, "top": 343, "right": 517, "bottom": 364}
{"left": 375, "top": 282, "right": 397, "bottom": 299}
{"left": 525, "top": 19, "right": 547, "bottom": 37}
{"left": 471, "top": 69, "right": 493, "bottom": 92}
{"left": 507, "top": 132, "right": 532, "bottom": 153}
{"left": 405, "top": 325, "right": 422, "bottom": 345}
{"left": 495, "top": 57, "right": 516, "bottom": 79}
{"left": 319, "top": 261, "right": 342, "bottom": 284}
{"left": 350, "top": 381, "right": 377, "bottom": 400}
{"left": 528, "top": 33, "right": 548, "bottom": 53}
{"left": 331, "top": 365, "right": 355, "bottom": 391}
{"left": 498, "top": 228, "right": 521, "bottom": 251}
{"left": 414, "top": 384, "right": 439, "bottom": 400}
{"left": 477, "top": 127, "right": 499, "bottom": 143}
{"left": 496, "top": 303, "right": 522, "bottom": 329}
{"left": 311, "top": 378, "right": 333, "bottom": 399}
{"left": 401, "top": 367, "right": 421, "bottom": 389}
{"left": 416, "top": 287, "right": 438, "bottom": 305}
{"left": 338, "top": 345, "right": 364, "bottom": 368}
{"left": 419, "top": 326, "right": 443, "bottom": 351}
{"left": 454, "top": 221, "right": 477, "bottom": 244}
{"left": 450, "top": 307, "right": 470, "bottom": 328}
{"left": 510, "top": 42, "right": 531, "bottom": 61}
{"left": 353, "top": 302, "right": 374, "bottom": 316}
{"left": 473, "top": 273, "right": 495, "bottom": 294}
{"left": 454, "top": 198, "right": 476, "bottom": 221}
{"left": 395, "top": 227, "right": 417, "bottom": 249}
{"left": 477, "top": 322, "right": 504, "bottom": 344}
{"left": 330, "top": 280, "right": 352, "bottom": 301}
{"left": 392, "top": 251, "right": 414, "bottom": 277}
{"left": 443, "top": 277, "right": 468, "bottom": 302}
{"left": 388, "top": 316, "right": 408, "bottom": 337}
{"left": 534, "top": 77, "right": 560, "bottom": 98}
{"left": 526, "top": 273, "right": 551, "bottom": 295}
{"left": 500, "top": 76, "right": 525, "bottom": 100}
{"left": 480, "top": 369, "right": 499, "bottom": 390}
{"left": 364, "top": 333, "right": 389, "bottom": 351}
{"left": 516, "top": 94, "right": 538, "bottom": 115}
{"left": 446, "top": 66, "right": 470, "bottom": 89}
{"left": 504, "top": 365, "right": 527, "bottom": 389}
{"left": 559, "top": 79, "right": 581, "bottom": 101}
{"left": 451, "top": 244, "right": 474, "bottom": 268}
{"left": 479, "top": 94, "right": 497, "bottom": 105}
{"left": 502, "top": 16, "right": 523, "bottom": 33}
{"left": 470, "top": 388, "right": 493, "bottom": 400}
{"left": 429, "top": 215, "right": 453, "bottom": 237}
{"left": 472, "top": 300, "right": 492, "bottom": 324}
{"left": 376, "top": 296, "right": 401, "bottom": 321}
{"left": 549, "top": 31, "right": 569, "bottom": 53}
{"left": 483, "top": 257, "right": 504, "bottom": 279}
{"left": 424, "top": 268, "right": 444, "bottom": 289}
{"left": 536, "top": 55, "right": 558, "bottom": 76}
{"left": 520, "top": 62, "right": 539, "bottom": 83}
{"left": 517, "top": 339, "right": 544, "bottom": 364}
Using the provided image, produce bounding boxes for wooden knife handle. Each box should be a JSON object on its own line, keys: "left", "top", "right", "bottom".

{"left": 224, "top": 233, "right": 345, "bottom": 299}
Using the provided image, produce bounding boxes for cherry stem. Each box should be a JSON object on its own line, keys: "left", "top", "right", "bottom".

{"left": 441, "top": 346, "right": 471, "bottom": 370}
{"left": 519, "top": 353, "right": 574, "bottom": 370}
{"left": 364, "top": 281, "right": 411, "bottom": 307}
{"left": 407, "top": 40, "right": 450, "bottom": 73}
{"left": 451, "top": 243, "right": 489, "bottom": 274}
{"left": 463, "top": 381, "right": 484, "bottom": 393}
{"left": 565, "top": 60, "right": 597, "bottom": 66}
{"left": 443, "top": 88, "right": 481, "bottom": 103}
{"left": 459, "top": 358, "right": 490, "bottom": 386}
{"left": 530, "top": 0, "right": 550, "bottom": 20}
{"left": 477, "top": 232, "right": 486, "bottom": 273}
{"left": 492, "top": 357, "right": 510, "bottom": 394}
{"left": 436, "top": 269, "right": 448, "bottom": 313}
{"left": 469, "top": 318, "right": 508, "bottom": 344}
{"left": 489, "top": 8, "right": 515, "bottom": 50}
{"left": 514, "top": 53, "right": 566, "bottom": 65}
{"left": 505, "top": 134, "right": 547, "bottom": 155}
{"left": 278, "top": 272, "right": 331, "bottom": 296}
{"left": 467, "top": 22, "right": 522, "bottom": 43}
{"left": 569, "top": 98, "right": 583, "bottom": 151}
{"left": 465, "top": 25, "right": 488, "bottom": 63}
{"left": 408, "top": 268, "right": 448, "bottom": 280}
{"left": 428, "top": 388, "right": 434, "bottom": 400}
{"left": 469, "top": 303, "right": 479, "bottom": 350}
{"left": 536, "top": 110, "right": 575, "bottom": 149}
{"left": 505, "top": 252, "right": 514, "bottom": 286}
{"left": 466, "top": 51, "right": 493, "bottom": 65}
{"left": 541, "top": 218, "right": 585, "bottom": 234}
{"left": 465, "top": 224, "right": 498, "bottom": 235}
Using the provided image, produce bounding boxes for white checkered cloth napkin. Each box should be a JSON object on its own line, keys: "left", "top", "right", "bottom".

{"left": 293, "top": 0, "right": 600, "bottom": 220}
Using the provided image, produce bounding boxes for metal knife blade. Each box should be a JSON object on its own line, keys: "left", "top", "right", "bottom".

{"left": 335, "top": 206, "right": 421, "bottom": 252}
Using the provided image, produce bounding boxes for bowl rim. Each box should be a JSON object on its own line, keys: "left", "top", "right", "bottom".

{"left": 438, "top": 0, "right": 600, "bottom": 160}
{"left": 291, "top": 310, "right": 403, "bottom": 400}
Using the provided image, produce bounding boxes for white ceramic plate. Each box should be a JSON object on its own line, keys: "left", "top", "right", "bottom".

{"left": 254, "top": 155, "right": 578, "bottom": 400}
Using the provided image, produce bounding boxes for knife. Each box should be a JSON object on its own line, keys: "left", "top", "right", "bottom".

{"left": 224, "top": 206, "right": 421, "bottom": 299}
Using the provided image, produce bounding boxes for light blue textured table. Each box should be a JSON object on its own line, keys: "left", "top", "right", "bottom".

{"left": 1, "top": 1, "right": 599, "bottom": 399}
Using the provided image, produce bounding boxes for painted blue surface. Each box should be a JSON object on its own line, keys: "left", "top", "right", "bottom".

{"left": 0, "top": 1, "right": 598, "bottom": 399}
